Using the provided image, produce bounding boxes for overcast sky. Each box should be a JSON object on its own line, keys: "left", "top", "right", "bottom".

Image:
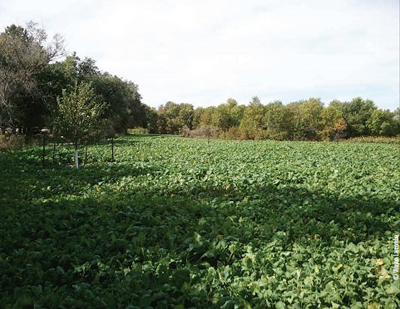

{"left": 1, "top": 0, "right": 399, "bottom": 110}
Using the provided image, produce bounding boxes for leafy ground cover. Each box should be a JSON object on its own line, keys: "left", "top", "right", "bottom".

{"left": 1, "top": 135, "right": 400, "bottom": 308}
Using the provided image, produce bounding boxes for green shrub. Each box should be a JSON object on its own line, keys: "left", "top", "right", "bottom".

{"left": 127, "top": 127, "right": 149, "bottom": 134}
{"left": 0, "top": 134, "right": 32, "bottom": 150}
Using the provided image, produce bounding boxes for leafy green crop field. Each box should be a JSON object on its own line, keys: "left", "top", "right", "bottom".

{"left": 1, "top": 135, "right": 400, "bottom": 308}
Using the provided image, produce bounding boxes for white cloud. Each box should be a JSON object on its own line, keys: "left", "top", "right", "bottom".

{"left": 1, "top": 0, "right": 399, "bottom": 109}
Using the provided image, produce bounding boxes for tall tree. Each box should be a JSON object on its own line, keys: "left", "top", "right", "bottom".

{"left": 264, "top": 101, "right": 293, "bottom": 140}
{"left": 285, "top": 101, "right": 304, "bottom": 140}
{"left": 341, "top": 97, "right": 377, "bottom": 137}
{"left": 239, "top": 97, "right": 266, "bottom": 139}
{"left": 318, "top": 101, "right": 347, "bottom": 140}
{"left": 91, "top": 73, "right": 143, "bottom": 133}
{"left": 211, "top": 98, "right": 244, "bottom": 131}
{"left": 158, "top": 102, "right": 194, "bottom": 134}
{"left": 367, "top": 109, "right": 399, "bottom": 136}
{"left": 0, "top": 22, "right": 64, "bottom": 132}
{"left": 142, "top": 105, "right": 159, "bottom": 133}
{"left": 195, "top": 106, "right": 215, "bottom": 128}
{"left": 298, "top": 98, "right": 324, "bottom": 140}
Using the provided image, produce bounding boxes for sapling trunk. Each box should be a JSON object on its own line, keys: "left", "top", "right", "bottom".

{"left": 74, "top": 142, "right": 79, "bottom": 169}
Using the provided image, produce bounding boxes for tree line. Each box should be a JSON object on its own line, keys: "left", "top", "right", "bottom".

{"left": 156, "top": 97, "right": 400, "bottom": 140}
{"left": 1, "top": 22, "right": 399, "bottom": 142}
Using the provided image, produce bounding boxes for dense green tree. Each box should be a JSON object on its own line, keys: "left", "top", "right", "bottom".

{"left": 298, "top": 98, "right": 324, "bottom": 140}
{"left": 263, "top": 101, "right": 293, "bottom": 140}
{"left": 341, "top": 97, "right": 377, "bottom": 137}
{"left": 211, "top": 98, "right": 244, "bottom": 131}
{"left": 318, "top": 101, "right": 347, "bottom": 140}
{"left": 177, "top": 103, "right": 195, "bottom": 131}
{"left": 239, "top": 97, "right": 266, "bottom": 139}
{"left": 39, "top": 54, "right": 145, "bottom": 134}
{"left": 194, "top": 106, "right": 215, "bottom": 128}
{"left": 0, "top": 22, "right": 64, "bottom": 132}
{"left": 90, "top": 73, "right": 143, "bottom": 133}
{"left": 156, "top": 102, "right": 194, "bottom": 134}
{"left": 193, "top": 107, "right": 204, "bottom": 129}
{"left": 367, "top": 109, "right": 398, "bottom": 136}
{"left": 228, "top": 99, "right": 245, "bottom": 128}
{"left": 285, "top": 102, "right": 304, "bottom": 140}
{"left": 33, "top": 57, "right": 79, "bottom": 130}
{"left": 211, "top": 103, "right": 230, "bottom": 131}
{"left": 142, "top": 105, "right": 159, "bottom": 133}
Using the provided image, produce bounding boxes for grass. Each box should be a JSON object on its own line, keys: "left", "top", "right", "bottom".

{"left": 340, "top": 136, "right": 400, "bottom": 144}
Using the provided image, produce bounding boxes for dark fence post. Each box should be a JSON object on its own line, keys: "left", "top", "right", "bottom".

{"left": 52, "top": 141, "right": 56, "bottom": 165}
{"left": 42, "top": 134, "right": 46, "bottom": 167}
{"left": 40, "top": 129, "right": 50, "bottom": 167}
{"left": 111, "top": 137, "right": 114, "bottom": 162}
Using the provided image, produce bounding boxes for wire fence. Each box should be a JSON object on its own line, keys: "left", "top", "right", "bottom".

{"left": 0, "top": 134, "right": 117, "bottom": 167}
